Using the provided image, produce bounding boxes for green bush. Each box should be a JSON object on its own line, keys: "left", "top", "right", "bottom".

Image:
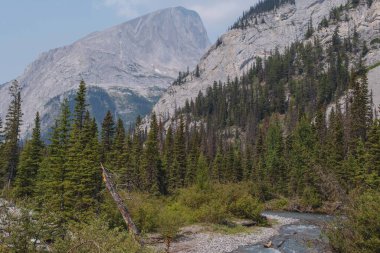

{"left": 229, "top": 194, "right": 263, "bottom": 220}
{"left": 52, "top": 218, "right": 149, "bottom": 253}
{"left": 265, "top": 197, "right": 289, "bottom": 210}
{"left": 328, "top": 190, "right": 380, "bottom": 253}
{"left": 157, "top": 208, "right": 185, "bottom": 252}
{"left": 195, "top": 199, "right": 229, "bottom": 224}
{"left": 301, "top": 187, "right": 322, "bottom": 208}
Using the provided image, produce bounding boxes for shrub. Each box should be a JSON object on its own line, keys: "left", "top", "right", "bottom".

{"left": 265, "top": 197, "right": 289, "bottom": 210}
{"left": 157, "top": 208, "right": 184, "bottom": 253}
{"left": 229, "top": 194, "right": 263, "bottom": 220}
{"left": 328, "top": 190, "right": 380, "bottom": 253}
{"left": 51, "top": 218, "right": 149, "bottom": 253}
{"left": 195, "top": 200, "right": 229, "bottom": 224}
{"left": 301, "top": 187, "right": 322, "bottom": 208}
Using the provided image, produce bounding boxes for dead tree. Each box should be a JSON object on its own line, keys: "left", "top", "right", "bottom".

{"left": 101, "top": 164, "right": 140, "bottom": 240}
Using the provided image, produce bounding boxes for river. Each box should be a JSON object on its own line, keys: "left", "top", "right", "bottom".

{"left": 233, "top": 211, "right": 335, "bottom": 253}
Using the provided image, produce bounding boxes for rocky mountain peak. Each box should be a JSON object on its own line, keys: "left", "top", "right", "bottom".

{"left": 0, "top": 7, "right": 210, "bottom": 137}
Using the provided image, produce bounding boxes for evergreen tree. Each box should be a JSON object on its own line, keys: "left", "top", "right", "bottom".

{"left": 109, "top": 118, "right": 126, "bottom": 180}
{"left": 170, "top": 116, "right": 186, "bottom": 189}
{"left": 101, "top": 111, "right": 115, "bottom": 163}
{"left": 14, "top": 112, "right": 43, "bottom": 197}
{"left": 141, "top": 113, "right": 161, "bottom": 194}
{"left": 162, "top": 125, "right": 174, "bottom": 193}
{"left": 1, "top": 80, "right": 22, "bottom": 188}
{"left": 350, "top": 71, "right": 371, "bottom": 145}
{"left": 195, "top": 65, "right": 200, "bottom": 78}
{"left": 73, "top": 80, "right": 87, "bottom": 130}
{"left": 196, "top": 153, "right": 210, "bottom": 191}
{"left": 35, "top": 99, "right": 71, "bottom": 233}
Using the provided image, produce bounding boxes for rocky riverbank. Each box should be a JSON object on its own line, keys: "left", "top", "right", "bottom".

{"left": 152, "top": 214, "right": 298, "bottom": 253}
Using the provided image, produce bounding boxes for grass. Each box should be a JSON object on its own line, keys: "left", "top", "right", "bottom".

{"left": 207, "top": 223, "right": 258, "bottom": 235}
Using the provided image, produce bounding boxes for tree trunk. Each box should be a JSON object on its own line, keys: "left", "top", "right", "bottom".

{"left": 101, "top": 164, "right": 140, "bottom": 239}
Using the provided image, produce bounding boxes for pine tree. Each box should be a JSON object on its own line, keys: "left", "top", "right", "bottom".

{"left": 73, "top": 80, "right": 87, "bottom": 130}
{"left": 326, "top": 107, "right": 345, "bottom": 178}
{"left": 350, "top": 71, "right": 371, "bottom": 145}
{"left": 264, "top": 116, "right": 286, "bottom": 192}
{"left": 109, "top": 118, "right": 126, "bottom": 180}
{"left": 14, "top": 112, "right": 43, "bottom": 197}
{"left": 212, "top": 148, "right": 223, "bottom": 182}
{"left": 288, "top": 117, "right": 318, "bottom": 197}
{"left": 128, "top": 119, "right": 143, "bottom": 190}
{"left": 141, "top": 113, "right": 161, "bottom": 194}
{"left": 64, "top": 83, "right": 101, "bottom": 219}
{"left": 35, "top": 99, "right": 71, "bottom": 233}
{"left": 171, "top": 116, "right": 186, "bottom": 189}
{"left": 162, "top": 125, "right": 174, "bottom": 192}
{"left": 1, "top": 80, "right": 22, "bottom": 188}
{"left": 101, "top": 111, "right": 115, "bottom": 163}
{"left": 195, "top": 65, "right": 200, "bottom": 78}
{"left": 65, "top": 124, "right": 101, "bottom": 219}
{"left": 196, "top": 153, "right": 210, "bottom": 191}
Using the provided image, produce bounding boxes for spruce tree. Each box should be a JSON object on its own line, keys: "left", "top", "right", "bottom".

{"left": 350, "top": 71, "right": 371, "bottom": 145}
{"left": 35, "top": 99, "right": 71, "bottom": 233}
{"left": 162, "top": 125, "right": 174, "bottom": 192}
{"left": 171, "top": 116, "right": 186, "bottom": 189}
{"left": 1, "top": 80, "right": 22, "bottom": 188}
{"left": 73, "top": 80, "right": 87, "bottom": 130}
{"left": 109, "top": 118, "right": 126, "bottom": 180}
{"left": 14, "top": 112, "right": 43, "bottom": 197}
{"left": 196, "top": 153, "right": 210, "bottom": 191}
{"left": 141, "top": 113, "right": 161, "bottom": 194}
{"left": 101, "top": 111, "right": 115, "bottom": 163}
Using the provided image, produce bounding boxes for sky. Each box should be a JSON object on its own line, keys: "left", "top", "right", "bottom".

{"left": 0, "top": 0, "right": 257, "bottom": 84}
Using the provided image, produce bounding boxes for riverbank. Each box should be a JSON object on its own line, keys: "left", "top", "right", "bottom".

{"left": 152, "top": 214, "right": 298, "bottom": 253}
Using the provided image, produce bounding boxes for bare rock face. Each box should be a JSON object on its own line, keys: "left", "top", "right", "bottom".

{"left": 0, "top": 6, "right": 210, "bottom": 137}
{"left": 153, "top": 0, "right": 380, "bottom": 121}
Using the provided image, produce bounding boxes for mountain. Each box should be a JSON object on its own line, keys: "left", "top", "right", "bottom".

{"left": 0, "top": 6, "right": 210, "bottom": 137}
{"left": 153, "top": 0, "right": 380, "bottom": 121}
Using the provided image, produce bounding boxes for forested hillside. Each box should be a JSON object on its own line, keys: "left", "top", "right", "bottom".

{"left": 0, "top": 0, "right": 379, "bottom": 252}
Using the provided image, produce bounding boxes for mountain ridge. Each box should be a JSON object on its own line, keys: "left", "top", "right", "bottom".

{"left": 152, "top": 0, "right": 380, "bottom": 122}
{"left": 0, "top": 6, "right": 210, "bottom": 137}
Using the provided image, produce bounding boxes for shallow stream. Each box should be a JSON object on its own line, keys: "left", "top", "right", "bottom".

{"left": 233, "top": 211, "right": 334, "bottom": 253}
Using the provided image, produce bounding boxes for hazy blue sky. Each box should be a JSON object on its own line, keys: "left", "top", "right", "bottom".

{"left": 0, "top": 0, "right": 257, "bottom": 84}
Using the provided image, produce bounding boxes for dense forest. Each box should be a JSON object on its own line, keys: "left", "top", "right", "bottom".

{"left": 0, "top": 0, "right": 379, "bottom": 252}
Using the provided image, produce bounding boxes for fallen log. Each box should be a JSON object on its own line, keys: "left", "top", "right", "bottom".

{"left": 101, "top": 164, "right": 140, "bottom": 239}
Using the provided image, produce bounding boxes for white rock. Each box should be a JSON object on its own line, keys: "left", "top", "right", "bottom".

{"left": 153, "top": 0, "right": 380, "bottom": 122}
{"left": 0, "top": 7, "right": 210, "bottom": 137}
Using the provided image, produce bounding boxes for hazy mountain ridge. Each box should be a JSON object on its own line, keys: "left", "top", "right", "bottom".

{"left": 153, "top": 0, "right": 380, "bottom": 121}
{"left": 0, "top": 6, "right": 210, "bottom": 136}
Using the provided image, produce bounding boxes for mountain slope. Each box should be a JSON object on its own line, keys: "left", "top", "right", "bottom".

{"left": 153, "top": 0, "right": 380, "bottom": 121}
{"left": 0, "top": 6, "right": 210, "bottom": 136}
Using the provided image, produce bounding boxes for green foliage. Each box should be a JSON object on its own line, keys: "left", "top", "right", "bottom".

{"left": 0, "top": 80, "right": 22, "bottom": 188}
{"left": 232, "top": 0, "right": 295, "bottom": 29}
{"left": 14, "top": 113, "right": 43, "bottom": 197}
{"left": 265, "top": 197, "right": 289, "bottom": 210}
{"left": 329, "top": 190, "right": 380, "bottom": 253}
{"left": 175, "top": 184, "right": 264, "bottom": 225}
{"left": 229, "top": 194, "right": 263, "bottom": 220}
{"left": 51, "top": 218, "right": 148, "bottom": 253}
{"left": 157, "top": 207, "right": 184, "bottom": 252}
{"left": 301, "top": 187, "right": 322, "bottom": 208}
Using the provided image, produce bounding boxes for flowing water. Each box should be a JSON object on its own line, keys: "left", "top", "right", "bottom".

{"left": 233, "top": 211, "right": 335, "bottom": 253}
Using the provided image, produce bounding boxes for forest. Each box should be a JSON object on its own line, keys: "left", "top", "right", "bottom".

{"left": 0, "top": 0, "right": 379, "bottom": 252}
